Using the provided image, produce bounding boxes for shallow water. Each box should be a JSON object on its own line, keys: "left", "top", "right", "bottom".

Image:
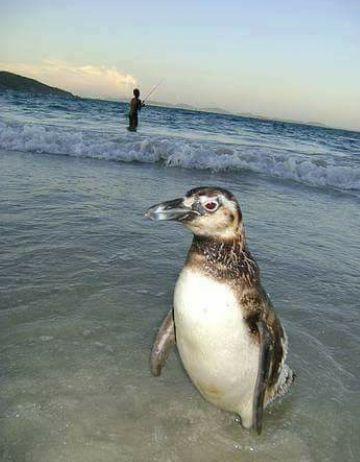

{"left": 1, "top": 149, "right": 359, "bottom": 461}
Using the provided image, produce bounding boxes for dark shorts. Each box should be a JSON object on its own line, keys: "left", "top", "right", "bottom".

{"left": 128, "top": 112, "right": 138, "bottom": 130}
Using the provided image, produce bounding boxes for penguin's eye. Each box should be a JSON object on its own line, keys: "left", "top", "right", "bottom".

{"left": 204, "top": 201, "right": 219, "bottom": 212}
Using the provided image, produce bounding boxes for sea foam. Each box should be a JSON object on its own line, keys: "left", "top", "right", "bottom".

{"left": 0, "top": 120, "right": 359, "bottom": 191}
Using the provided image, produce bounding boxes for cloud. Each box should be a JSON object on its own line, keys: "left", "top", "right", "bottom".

{"left": 0, "top": 60, "right": 137, "bottom": 98}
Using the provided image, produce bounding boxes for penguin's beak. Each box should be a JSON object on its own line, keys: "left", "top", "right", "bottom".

{"left": 145, "top": 198, "right": 194, "bottom": 222}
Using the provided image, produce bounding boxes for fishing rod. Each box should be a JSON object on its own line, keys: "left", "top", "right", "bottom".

{"left": 143, "top": 80, "right": 164, "bottom": 103}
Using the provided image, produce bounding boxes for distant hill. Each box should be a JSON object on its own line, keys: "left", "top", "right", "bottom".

{"left": 147, "top": 100, "right": 261, "bottom": 118}
{"left": 0, "top": 71, "right": 76, "bottom": 98}
{"left": 201, "top": 107, "right": 232, "bottom": 115}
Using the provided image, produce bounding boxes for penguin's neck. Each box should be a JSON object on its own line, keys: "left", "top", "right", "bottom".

{"left": 187, "top": 231, "right": 259, "bottom": 283}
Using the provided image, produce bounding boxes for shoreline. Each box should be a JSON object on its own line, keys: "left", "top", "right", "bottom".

{"left": 1, "top": 148, "right": 359, "bottom": 461}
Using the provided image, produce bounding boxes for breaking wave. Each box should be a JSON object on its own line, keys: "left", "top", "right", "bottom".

{"left": 1, "top": 120, "right": 359, "bottom": 191}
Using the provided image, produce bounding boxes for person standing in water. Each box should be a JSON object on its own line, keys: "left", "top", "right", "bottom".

{"left": 128, "top": 88, "right": 145, "bottom": 131}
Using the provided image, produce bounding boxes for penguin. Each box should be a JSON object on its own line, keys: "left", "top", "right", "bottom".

{"left": 145, "top": 187, "right": 294, "bottom": 434}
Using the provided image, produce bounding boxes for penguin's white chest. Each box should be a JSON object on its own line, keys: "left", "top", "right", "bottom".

{"left": 174, "top": 267, "right": 259, "bottom": 422}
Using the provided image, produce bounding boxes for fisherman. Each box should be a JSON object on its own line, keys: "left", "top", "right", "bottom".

{"left": 128, "top": 88, "right": 145, "bottom": 131}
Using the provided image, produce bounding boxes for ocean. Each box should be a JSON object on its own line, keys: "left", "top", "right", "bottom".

{"left": 0, "top": 93, "right": 359, "bottom": 461}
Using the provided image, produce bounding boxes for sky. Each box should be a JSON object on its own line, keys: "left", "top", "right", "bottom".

{"left": 0, "top": 0, "right": 359, "bottom": 130}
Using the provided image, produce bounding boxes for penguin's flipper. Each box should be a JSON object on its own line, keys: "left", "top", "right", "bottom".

{"left": 150, "top": 308, "right": 176, "bottom": 377}
{"left": 253, "top": 320, "right": 272, "bottom": 435}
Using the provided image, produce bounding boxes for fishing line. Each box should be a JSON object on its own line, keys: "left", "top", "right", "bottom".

{"left": 143, "top": 80, "right": 164, "bottom": 103}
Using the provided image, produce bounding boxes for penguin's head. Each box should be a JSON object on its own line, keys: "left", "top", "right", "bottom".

{"left": 146, "top": 186, "right": 242, "bottom": 239}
